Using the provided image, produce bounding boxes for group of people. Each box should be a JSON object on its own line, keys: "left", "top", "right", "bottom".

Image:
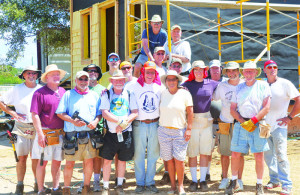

{"left": 0, "top": 14, "right": 298, "bottom": 195}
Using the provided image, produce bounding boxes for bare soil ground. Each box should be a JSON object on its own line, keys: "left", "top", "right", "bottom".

{"left": 0, "top": 135, "right": 299, "bottom": 195}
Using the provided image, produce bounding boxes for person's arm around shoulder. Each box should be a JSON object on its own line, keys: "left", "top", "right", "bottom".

{"left": 184, "top": 89, "right": 193, "bottom": 141}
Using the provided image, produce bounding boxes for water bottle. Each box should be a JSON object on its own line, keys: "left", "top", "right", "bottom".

{"left": 117, "top": 132, "right": 124, "bottom": 142}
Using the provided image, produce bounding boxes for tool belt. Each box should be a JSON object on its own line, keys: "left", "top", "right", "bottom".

{"left": 63, "top": 131, "right": 78, "bottom": 155}
{"left": 137, "top": 117, "right": 159, "bottom": 124}
{"left": 259, "top": 123, "right": 271, "bottom": 138}
{"left": 42, "top": 129, "right": 63, "bottom": 146}
{"left": 217, "top": 122, "right": 232, "bottom": 135}
{"left": 89, "top": 130, "right": 104, "bottom": 149}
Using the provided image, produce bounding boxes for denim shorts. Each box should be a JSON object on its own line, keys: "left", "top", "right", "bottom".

{"left": 135, "top": 54, "right": 149, "bottom": 65}
{"left": 231, "top": 122, "right": 269, "bottom": 154}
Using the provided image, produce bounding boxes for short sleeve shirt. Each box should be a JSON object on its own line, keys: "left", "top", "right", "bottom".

{"left": 232, "top": 80, "right": 271, "bottom": 118}
{"left": 0, "top": 83, "right": 42, "bottom": 123}
{"left": 141, "top": 27, "right": 168, "bottom": 55}
{"left": 100, "top": 89, "right": 138, "bottom": 133}
{"left": 89, "top": 84, "right": 106, "bottom": 96}
{"left": 56, "top": 89, "right": 101, "bottom": 132}
{"left": 159, "top": 88, "right": 193, "bottom": 129}
{"left": 30, "top": 86, "right": 65, "bottom": 129}
{"left": 99, "top": 72, "right": 113, "bottom": 89}
{"left": 181, "top": 79, "right": 219, "bottom": 113}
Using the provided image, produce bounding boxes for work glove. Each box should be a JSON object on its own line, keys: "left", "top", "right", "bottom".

{"left": 118, "top": 119, "right": 129, "bottom": 130}
{"left": 259, "top": 120, "right": 271, "bottom": 138}
{"left": 241, "top": 119, "right": 256, "bottom": 132}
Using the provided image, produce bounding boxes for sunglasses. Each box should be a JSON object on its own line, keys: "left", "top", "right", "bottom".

{"left": 121, "top": 66, "right": 131, "bottom": 70}
{"left": 156, "top": 52, "right": 165, "bottom": 56}
{"left": 267, "top": 66, "right": 278, "bottom": 70}
{"left": 152, "top": 22, "right": 161, "bottom": 25}
{"left": 108, "top": 58, "right": 119, "bottom": 62}
{"left": 88, "top": 70, "right": 97, "bottom": 73}
{"left": 78, "top": 78, "right": 88, "bottom": 81}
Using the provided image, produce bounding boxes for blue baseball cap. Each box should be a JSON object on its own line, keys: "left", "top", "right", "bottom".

{"left": 107, "top": 52, "right": 120, "bottom": 60}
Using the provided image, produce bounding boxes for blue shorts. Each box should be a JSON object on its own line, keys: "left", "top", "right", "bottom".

{"left": 231, "top": 122, "right": 269, "bottom": 154}
{"left": 135, "top": 54, "right": 149, "bottom": 65}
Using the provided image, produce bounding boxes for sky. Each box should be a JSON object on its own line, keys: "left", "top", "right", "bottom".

{"left": 0, "top": 36, "right": 37, "bottom": 69}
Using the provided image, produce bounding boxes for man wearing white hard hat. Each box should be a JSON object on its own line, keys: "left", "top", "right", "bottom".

{"left": 134, "top": 15, "right": 168, "bottom": 77}
{"left": 56, "top": 71, "right": 102, "bottom": 194}
{"left": 164, "top": 24, "right": 192, "bottom": 76}
{"left": 31, "top": 64, "right": 67, "bottom": 194}
{"left": 0, "top": 66, "right": 42, "bottom": 194}
{"left": 226, "top": 61, "right": 271, "bottom": 195}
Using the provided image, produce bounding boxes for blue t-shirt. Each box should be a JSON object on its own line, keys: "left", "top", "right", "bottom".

{"left": 141, "top": 27, "right": 168, "bottom": 55}
{"left": 56, "top": 89, "right": 101, "bottom": 132}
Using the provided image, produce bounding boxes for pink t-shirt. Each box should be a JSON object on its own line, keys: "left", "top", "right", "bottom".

{"left": 30, "top": 85, "right": 65, "bottom": 129}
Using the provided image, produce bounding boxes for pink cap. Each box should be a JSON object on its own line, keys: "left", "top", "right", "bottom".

{"left": 264, "top": 60, "right": 277, "bottom": 69}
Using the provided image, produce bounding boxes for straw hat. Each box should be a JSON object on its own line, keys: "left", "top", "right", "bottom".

{"left": 222, "top": 61, "right": 240, "bottom": 75}
{"left": 192, "top": 60, "right": 209, "bottom": 71}
{"left": 240, "top": 61, "right": 261, "bottom": 77}
{"left": 149, "top": 15, "right": 164, "bottom": 24}
{"left": 18, "top": 65, "right": 41, "bottom": 79}
{"left": 108, "top": 70, "right": 128, "bottom": 82}
{"left": 160, "top": 70, "right": 183, "bottom": 86}
{"left": 41, "top": 64, "right": 67, "bottom": 83}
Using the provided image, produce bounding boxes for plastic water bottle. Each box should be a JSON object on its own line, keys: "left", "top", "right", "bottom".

{"left": 117, "top": 132, "right": 124, "bottom": 142}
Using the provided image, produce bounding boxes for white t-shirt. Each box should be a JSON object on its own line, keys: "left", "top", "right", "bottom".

{"left": 232, "top": 80, "right": 271, "bottom": 118}
{"left": 124, "top": 77, "right": 138, "bottom": 93}
{"left": 0, "top": 83, "right": 42, "bottom": 123}
{"left": 213, "top": 79, "right": 244, "bottom": 123}
{"left": 131, "top": 82, "right": 164, "bottom": 120}
{"left": 156, "top": 66, "right": 167, "bottom": 76}
{"left": 164, "top": 40, "right": 192, "bottom": 72}
{"left": 159, "top": 88, "right": 193, "bottom": 129}
{"left": 265, "top": 77, "right": 300, "bottom": 132}
{"left": 100, "top": 89, "right": 138, "bottom": 133}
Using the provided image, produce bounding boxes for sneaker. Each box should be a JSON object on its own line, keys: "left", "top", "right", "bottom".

{"left": 115, "top": 185, "right": 124, "bottom": 195}
{"left": 82, "top": 185, "right": 91, "bottom": 195}
{"left": 219, "top": 178, "right": 229, "bottom": 190}
{"left": 183, "top": 174, "right": 190, "bottom": 184}
{"left": 280, "top": 187, "right": 292, "bottom": 195}
{"left": 160, "top": 172, "right": 170, "bottom": 184}
{"left": 62, "top": 187, "right": 71, "bottom": 195}
{"left": 225, "top": 179, "right": 239, "bottom": 195}
{"left": 93, "top": 181, "right": 101, "bottom": 192}
{"left": 135, "top": 185, "right": 145, "bottom": 194}
{"left": 51, "top": 186, "right": 63, "bottom": 195}
{"left": 15, "top": 184, "right": 24, "bottom": 195}
{"left": 265, "top": 181, "right": 280, "bottom": 189}
{"left": 34, "top": 182, "right": 39, "bottom": 193}
{"left": 206, "top": 174, "right": 211, "bottom": 181}
{"left": 102, "top": 187, "right": 109, "bottom": 195}
{"left": 256, "top": 183, "right": 264, "bottom": 195}
{"left": 77, "top": 182, "right": 84, "bottom": 194}
{"left": 146, "top": 185, "right": 159, "bottom": 193}
{"left": 199, "top": 181, "right": 208, "bottom": 192}
{"left": 236, "top": 179, "right": 244, "bottom": 191}
{"left": 188, "top": 181, "right": 198, "bottom": 192}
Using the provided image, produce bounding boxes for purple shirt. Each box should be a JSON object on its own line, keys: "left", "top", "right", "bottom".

{"left": 182, "top": 79, "right": 219, "bottom": 113}
{"left": 30, "top": 85, "right": 65, "bottom": 129}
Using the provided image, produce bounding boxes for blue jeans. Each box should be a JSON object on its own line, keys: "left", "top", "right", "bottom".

{"left": 264, "top": 128, "right": 292, "bottom": 188}
{"left": 133, "top": 120, "right": 160, "bottom": 186}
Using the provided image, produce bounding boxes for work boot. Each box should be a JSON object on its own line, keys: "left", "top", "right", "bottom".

{"left": 188, "top": 181, "right": 198, "bottom": 192}
{"left": 256, "top": 184, "right": 264, "bottom": 195}
{"left": 206, "top": 174, "right": 211, "bottom": 181}
{"left": 225, "top": 179, "right": 239, "bottom": 195}
{"left": 199, "top": 181, "right": 209, "bottom": 192}
{"left": 146, "top": 185, "right": 159, "bottom": 193}
{"left": 51, "top": 186, "right": 63, "bottom": 195}
{"left": 62, "top": 187, "right": 71, "bottom": 195}
{"left": 34, "top": 182, "right": 38, "bottom": 193}
{"left": 135, "top": 185, "right": 145, "bottom": 194}
{"left": 82, "top": 185, "right": 91, "bottom": 195}
{"left": 160, "top": 172, "right": 171, "bottom": 184}
{"left": 183, "top": 173, "right": 190, "bottom": 184}
{"left": 15, "top": 184, "right": 24, "bottom": 195}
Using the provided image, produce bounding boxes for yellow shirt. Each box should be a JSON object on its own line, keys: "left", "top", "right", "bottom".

{"left": 99, "top": 72, "right": 112, "bottom": 89}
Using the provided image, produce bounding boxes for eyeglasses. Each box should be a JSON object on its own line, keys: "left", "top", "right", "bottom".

{"left": 78, "top": 78, "right": 88, "bottom": 81}
{"left": 267, "top": 66, "right": 278, "bottom": 70}
{"left": 152, "top": 22, "right": 161, "bottom": 25}
{"left": 121, "top": 66, "right": 131, "bottom": 70}
{"left": 88, "top": 70, "right": 97, "bottom": 73}
{"left": 108, "top": 58, "right": 119, "bottom": 62}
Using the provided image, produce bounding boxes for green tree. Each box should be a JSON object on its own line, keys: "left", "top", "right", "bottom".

{"left": 0, "top": 0, "right": 70, "bottom": 66}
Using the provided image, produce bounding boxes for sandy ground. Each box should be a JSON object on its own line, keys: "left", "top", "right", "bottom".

{"left": 0, "top": 134, "right": 300, "bottom": 195}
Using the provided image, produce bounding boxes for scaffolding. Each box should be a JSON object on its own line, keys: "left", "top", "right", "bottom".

{"left": 126, "top": 0, "right": 300, "bottom": 76}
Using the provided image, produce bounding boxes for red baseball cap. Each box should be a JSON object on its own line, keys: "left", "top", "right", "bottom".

{"left": 264, "top": 60, "right": 277, "bottom": 69}
{"left": 143, "top": 61, "right": 156, "bottom": 70}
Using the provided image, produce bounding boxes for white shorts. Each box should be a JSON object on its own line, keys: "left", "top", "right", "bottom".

{"left": 187, "top": 112, "right": 213, "bottom": 157}
{"left": 32, "top": 134, "right": 64, "bottom": 161}
{"left": 15, "top": 135, "right": 35, "bottom": 157}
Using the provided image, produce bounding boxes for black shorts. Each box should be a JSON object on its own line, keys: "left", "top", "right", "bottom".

{"left": 99, "top": 131, "right": 134, "bottom": 161}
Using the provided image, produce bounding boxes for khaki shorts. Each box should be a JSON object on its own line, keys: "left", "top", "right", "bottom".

{"left": 65, "top": 140, "right": 97, "bottom": 161}
{"left": 187, "top": 112, "right": 213, "bottom": 157}
{"left": 32, "top": 134, "right": 64, "bottom": 161}
{"left": 15, "top": 135, "right": 35, "bottom": 157}
{"left": 218, "top": 124, "right": 233, "bottom": 156}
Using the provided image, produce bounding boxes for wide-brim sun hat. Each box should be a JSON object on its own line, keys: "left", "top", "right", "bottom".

{"left": 240, "top": 60, "right": 261, "bottom": 77}
{"left": 108, "top": 70, "right": 129, "bottom": 82}
{"left": 222, "top": 61, "right": 240, "bottom": 75}
{"left": 160, "top": 70, "right": 183, "bottom": 86}
{"left": 83, "top": 64, "right": 102, "bottom": 81}
{"left": 209, "top": 59, "right": 221, "bottom": 68}
{"left": 149, "top": 15, "right": 164, "bottom": 24}
{"left": 41, "top": 64, "right": 67, "bottom": 83}
{"left": 192, "top": 60, "right": 209, "bottom": 71}
{"left": 18, "top": 65, "right": 41, "bottom": 79}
